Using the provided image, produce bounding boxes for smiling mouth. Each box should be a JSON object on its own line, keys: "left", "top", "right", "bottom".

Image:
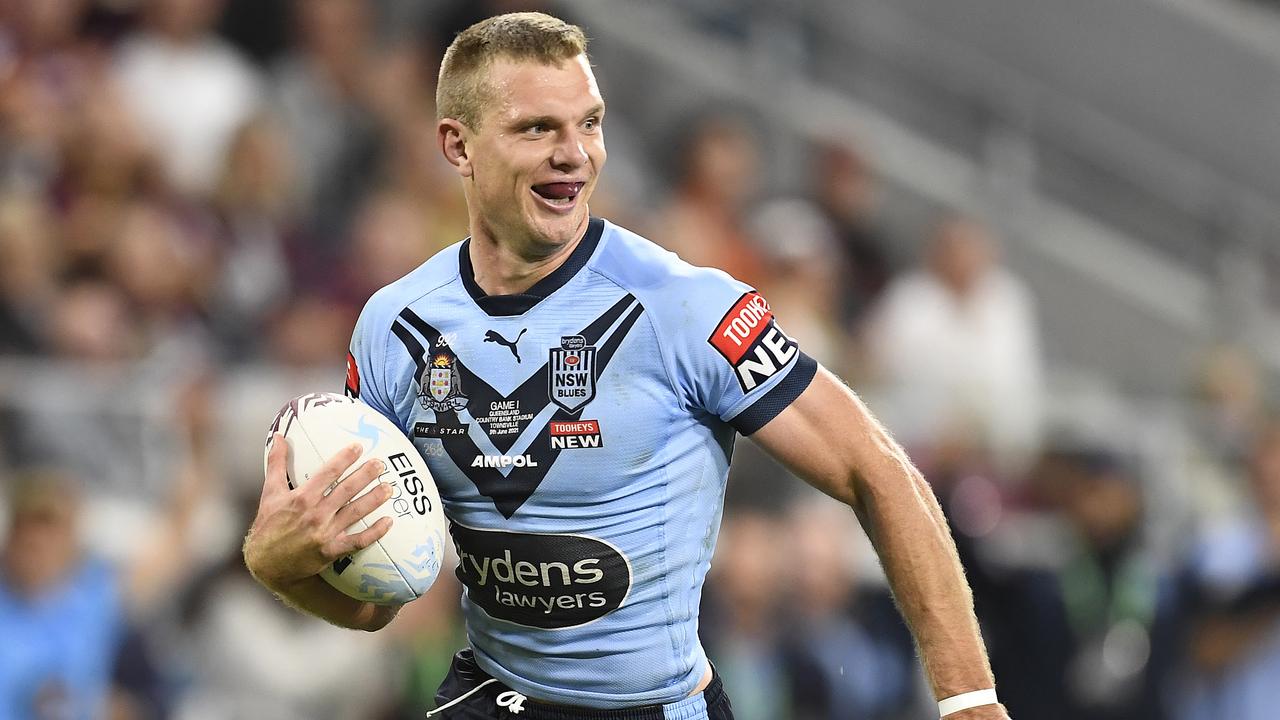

{"left": 531, "top": 182, "right": 585, "bottom": 207}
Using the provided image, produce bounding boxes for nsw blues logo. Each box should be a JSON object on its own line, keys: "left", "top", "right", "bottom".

{"left": 548, "top": 335, "right": 596, "bottom": 414}
{"left": 419, "top": 349, "right": 468, "bottom": 412}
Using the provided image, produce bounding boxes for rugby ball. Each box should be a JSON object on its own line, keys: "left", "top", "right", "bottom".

{"left": 266, "top": 392, "right": 447, "bottom": 605}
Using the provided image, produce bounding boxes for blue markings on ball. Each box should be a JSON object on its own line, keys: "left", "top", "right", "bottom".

{"left": 357, "top": 561, "right": 411, "bottom": 602}
{"left": 397, "top": 540, "right": 442, "bottom": 594}
{"left": 344, "top": 414, "right": 389, "bottom": 451}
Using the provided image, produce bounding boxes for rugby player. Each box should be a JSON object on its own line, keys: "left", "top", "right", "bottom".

{"left": 243, "top": 12, "right": 1009, "bottom": 720}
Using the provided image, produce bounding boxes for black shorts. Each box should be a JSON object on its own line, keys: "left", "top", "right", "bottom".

{"left": 428, "top": 650, "right": 735, "bottom": 720}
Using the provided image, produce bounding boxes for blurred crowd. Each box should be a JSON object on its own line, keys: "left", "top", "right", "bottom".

{"left": 1, "top": 1, "right": 1279, "bottom": 719}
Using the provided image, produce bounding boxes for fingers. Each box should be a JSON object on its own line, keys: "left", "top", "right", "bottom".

{"left": 305, "top": 443, "right": 365, "bottom": 500}
{"left": 326, "top": 516, "right": 393, "bottom": 558}
{"left": 323, "top": 457, "right": 387, "bottom": 511}
{"left": 262, "top": 433, "right": 290, "bottom": 497}
{"left": 333, "top": 480, "right": 393, "bottom": 530}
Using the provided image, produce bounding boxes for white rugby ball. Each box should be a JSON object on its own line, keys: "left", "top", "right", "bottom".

{"left": 265, "top": 392, "right": 447, "bottom": 605}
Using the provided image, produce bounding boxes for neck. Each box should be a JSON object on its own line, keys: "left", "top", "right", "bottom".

{"left": 467, "top": 216, "right": 589, "bottom": 296}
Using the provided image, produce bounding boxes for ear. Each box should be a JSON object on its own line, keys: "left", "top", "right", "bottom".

{"left": 438, "top": 119, "right": 473, "bottom": 179}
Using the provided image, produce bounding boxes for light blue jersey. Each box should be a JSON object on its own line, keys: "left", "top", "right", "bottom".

{"left": 346, "top": 218, "right": 816, "bottom": 708}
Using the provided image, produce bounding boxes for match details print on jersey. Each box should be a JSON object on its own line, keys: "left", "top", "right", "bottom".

{"left": 390, "top": 293, "right": 644, "bottom": 519}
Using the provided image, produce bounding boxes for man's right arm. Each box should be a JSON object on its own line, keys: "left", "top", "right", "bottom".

{"left": 245, "top": 572, "right": 400, "bottom": 632}
{"left": 749, "top": 368, "right": 1007, "bottom": 719}
{"left": 242, "top": 434, "right": 400, "bottom": 631}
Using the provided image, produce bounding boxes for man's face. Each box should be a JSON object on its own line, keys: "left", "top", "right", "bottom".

{"left": 2, "top": 499, "right": 79, "bottom": 596}
{"left": 454, "top": 54, "right": 606, "bottom": 252}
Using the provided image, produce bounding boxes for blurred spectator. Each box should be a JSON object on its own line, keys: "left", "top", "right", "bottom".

{"left": 0, "top": 194, "right": 60, "bottom": 353}
{"left": 1177, "top": 422, "right": 1280, "bottom": 720}
{"left": 0, "top": 0, "right": 88, "bottom": 62}
{"left": 114, "top": 0, "right": 263, "bottom": 196}
{"left": 361, "top": 36, "right": 434, "bottom": 131}
{"left": 59, "top": 77, "right": 161, "bottom": 225}
{"left": 778, "top": 497, "right": 922, "bottom": 720}
{"left": 6, "top": 273, "right": 150, "bottom": 492}
{"left": 701, "top": 512, "right": 789, "bottom": 720}
{"left": 108, "top": 202, "right": 215, "bottom": 331}
{"left": 379, "top": 120, "right": 470, "bottom": 257}
{"left": 0, "top": 455, "right": 204, "bottom": 720}
{"left": 747, "top": 198, "right": 843, "bottom": 367}
{"left": 0, "top": 60, "right": 69, "bottom": 193}
{"left": 173, "top": 495, "right": 393, "bottom": 720}
{"left": 863, "top": 214, "right": 1044, "bottom": 472}
{"left": 1180, "top": 345, "right": 1269, "bottom": 527}
{"left": 1195, "top": 346, "right": 1267, "bottom": 461}
{"left": 272, "top": 0, "right": 384, "bottom": 251}
{"left": 992, "top": 449, "right": 1179, "bottom": 720}
{"left": 0, "top": 471, "right": 123, "bottom": 720}
{"left": 340, "top": 190, "right": 433, "bottom": 304}
{"left": 207, "top": 115, "right": 297, "bottom": 356}
{"left": 0, "top": 0, "right": 96, "bottom": 130}
{"left": 264, "top": 293, "right": 355, "bottom": 368}
{"left": 811, "top": 141, "right": 893, "bottom": 328}
{"left": 656, "top": 113, "right": 768, "bottom": 289}
{"left": 45, "top": 273, "right": 138, "bottom": 361}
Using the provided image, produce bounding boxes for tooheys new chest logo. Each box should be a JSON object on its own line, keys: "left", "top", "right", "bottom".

{"left": 709, "top": 291, "right": 798, "bottom": 391}
{"left": 548, "top": 335, "right": 596, "bottom": 413}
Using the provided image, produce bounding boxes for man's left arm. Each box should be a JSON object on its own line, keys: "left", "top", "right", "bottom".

{"left": 749, "top": 366, "right": 1009, "bottom": 720}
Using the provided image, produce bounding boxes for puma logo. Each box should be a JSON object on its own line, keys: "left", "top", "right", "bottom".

{"left": 483, "top": 328, "right": 527, "bottom": 362}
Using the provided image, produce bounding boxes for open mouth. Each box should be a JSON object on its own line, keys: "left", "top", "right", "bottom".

{"left": 530, "top": 182, "right": 585, "bottom": 209}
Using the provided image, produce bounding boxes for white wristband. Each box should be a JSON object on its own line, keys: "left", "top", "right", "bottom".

{"left": 938, "top": 688, "right": 999, "bottom": 717}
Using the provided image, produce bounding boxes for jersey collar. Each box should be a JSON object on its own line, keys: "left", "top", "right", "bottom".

{"left": 458, "top": 217, "right": 605, "bottom": 317}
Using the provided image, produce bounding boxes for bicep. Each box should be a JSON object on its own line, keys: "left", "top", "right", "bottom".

{"left": 748, "top": 365, "right": 901, "bottom": 509}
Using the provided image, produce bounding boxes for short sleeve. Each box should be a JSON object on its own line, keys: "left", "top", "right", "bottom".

{"left": 346, "top": 295, "right": 402, "bottom": 430}
{"left": 665, "top": 271, "right": 817, "bottom": 435}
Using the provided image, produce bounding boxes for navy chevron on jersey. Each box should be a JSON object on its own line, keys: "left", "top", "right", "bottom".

{"left": 346, "top": 217, "right": 817, "bottom": 708}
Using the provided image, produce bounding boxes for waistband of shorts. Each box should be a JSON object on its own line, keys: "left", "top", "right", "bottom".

{"left": 517, "top": 672, "right": 724, "bottom": 720}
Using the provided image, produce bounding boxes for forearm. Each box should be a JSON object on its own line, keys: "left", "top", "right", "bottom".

{"left": 242, "top": 526, "right": 398, "bottom": 631}
{"left": 851, "top": 444, "right": 994, "bottom": 700}
{"left": 252, "top": 570, "right": 399, "bottom": 631}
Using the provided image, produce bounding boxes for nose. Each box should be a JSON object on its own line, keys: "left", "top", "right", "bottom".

{"left": 550, "top": 129, "right": 588, "bottom": 171}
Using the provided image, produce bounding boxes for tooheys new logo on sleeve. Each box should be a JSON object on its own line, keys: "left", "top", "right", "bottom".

{"left": 708, "top": 291, "right": 798, "bottom": 391}
{"left": 344, "top": 351, "right": 360, "bottom": 398}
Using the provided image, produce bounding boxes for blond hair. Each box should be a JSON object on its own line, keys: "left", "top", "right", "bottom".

{"left": 436, "top": 12, "right": 589, "bottom": 128}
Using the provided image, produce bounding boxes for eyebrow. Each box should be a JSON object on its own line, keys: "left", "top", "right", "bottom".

{"left": 511, "top": 105, "right": 606, "bottom": 130}
{"left": 513, "top": 115, "right": 558, "bottom": 130}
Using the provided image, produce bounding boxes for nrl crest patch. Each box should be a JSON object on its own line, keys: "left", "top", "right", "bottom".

{"left": 548, "top": 335, "right": 597, "bottom": 413}
{"left": 419, "top": 346, "right": 468, "bottom": 412}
